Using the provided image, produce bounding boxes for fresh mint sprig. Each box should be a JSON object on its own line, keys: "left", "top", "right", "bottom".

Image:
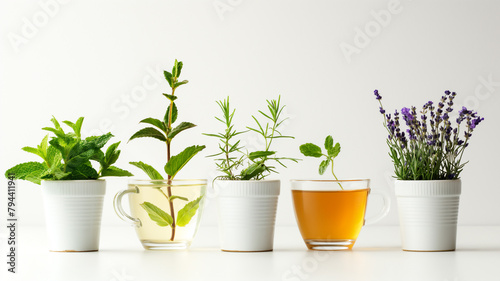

{"left": 300, "top": 135, "right": 343, "bottom": 189}
{"left": 5, "top": 117, "right": 133, "bottom": 184}
{"left": 128, "top": 59, "right": 205, "bottom": 241}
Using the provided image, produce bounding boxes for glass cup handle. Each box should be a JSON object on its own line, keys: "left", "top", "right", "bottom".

{"left": 364, "top": 188, "right": 391, "bottom": 225}
{"left": 113, "top": 186, "right": 141, "bottom": 227}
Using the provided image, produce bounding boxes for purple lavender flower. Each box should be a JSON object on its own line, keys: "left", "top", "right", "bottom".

{"left": 401, "top": 107, "right": 413, "bottom": 122}
{"left": 470, "top": 117, "right": 484, "bottom": 129}
{"left": 372, "top": 89, "right": 483, "bottom": 181}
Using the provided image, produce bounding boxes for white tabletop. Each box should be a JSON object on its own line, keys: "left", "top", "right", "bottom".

{"left": 3, "top": 225, "right": 499, "bottom": 281}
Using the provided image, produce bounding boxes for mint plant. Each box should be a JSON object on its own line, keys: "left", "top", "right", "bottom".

{"left": 128, "top": 59, "right": 205, "bottom": 241}
{"left": 205, "top": 96, "right": 298, "bottom": 180}
{"left": 300, "top": 136, "right": 344, "bottom": 189}
{"left": 5, "top": 117, "right": 133, "bottom": 184}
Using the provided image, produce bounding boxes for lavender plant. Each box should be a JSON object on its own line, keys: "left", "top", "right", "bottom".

{"left": 374, "top": 90, "right": 484, "bottom": 180}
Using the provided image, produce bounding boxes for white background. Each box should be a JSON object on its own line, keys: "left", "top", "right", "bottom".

{"left": 1, "top": 0, "right": 499, "bottom": 229}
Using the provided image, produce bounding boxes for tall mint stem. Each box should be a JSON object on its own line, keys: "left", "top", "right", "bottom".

{"left": 166, "top": 96, "right": 176, "bottom": 241}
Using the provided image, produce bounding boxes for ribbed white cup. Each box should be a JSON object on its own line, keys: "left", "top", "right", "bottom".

{"left": 216, "top": 180, "right": 280, "bottom": 252}
{"left": 395, "top": 180, "right": 461, "bottom": 251}
{"left": 42, "top": 180, "right": 106, "bottom": 252}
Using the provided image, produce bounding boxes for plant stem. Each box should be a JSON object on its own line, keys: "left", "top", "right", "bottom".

{"left": 224, "top": 140, "right": 233, "bottom": 179}
{"left": 166, "top": 96, "right": 176, "bottom": 241}
{"left": 331, "top": 159, "right": 344, "bottom": 190}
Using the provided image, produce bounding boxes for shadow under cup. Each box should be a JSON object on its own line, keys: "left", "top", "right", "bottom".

{"left": 291, "top": 179, "right": 376, "bottom": 250}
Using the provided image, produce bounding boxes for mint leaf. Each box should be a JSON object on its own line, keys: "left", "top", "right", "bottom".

{"left": 331, "top": 143, "right": 341, "bottom": 158}
{"left": 173, "top": 80, "right": 188, "bottom": 88}
{"left": 6, "top": 162, "right": 45, "bottom": 178}
{"left": 140, "top": 118, "right": 167, "bottom": 132}
{"left": 38, "top": 134, "right": 49, "bottom": 157}
{"left": 69, "top": 162, "right": 99, "bottom": 180}
{"left": 325, "top": 135, "right": 334, "bottom": 152}
{"left": 299, "top": 143, "right": 323, "bottom": 157}
{"left": 164, "top": 145, "right": 205, "bottom": 178}
{"left": 42, "top": 116, "right": 65, "bottom": 139}
{"left": 41, "top": 169, "right": 71, "bottom": 180}
{"left": 22, "top": 146, "right": 43, "bottom": 159}
{"left": 130, "top": 161, "right": 164, "bottom": 180}
{"left": 172, "top": 61, "right": 178, "bottom": 78}
{"left": 162, "top": 94, "right": 177, "bottom": 102}
{"left": 129, "top": 127, "right": 167, "bottom": 142}
{"left": 63, "top": 133, "right": 113, "bottom": 169}
{"left": 91, "top": 150, "right": 105, "bottom": 166}
{"left": 140, "top": 202, "right": 173, "bottom": 227}
{"left": 100, "top": 166, "right": 133, "bottom": 177}
{"left": 63, "top": 117, "right": 84, "bottom": 138}
{"left": 84, "top": 134, "right": 113, "bottom": 149}
{"left": 164, "top": 102, "right": 178, "bottom": 124}
{"left": 319, "top": 159, "right": 330, "bottom": 175}
{"left": 175, "top": 61, "right": 183, "bottom": 77}
{"left": 169, "top": 195, "right": 188, "bottom": 202}
{"left": 176, "top": 196, "right": 203, "bottom": 227}
{"left": 5, "top": 162, "right": 47, "bottom": 184}
{"left": 164, "top": 71, "right": 173, "bottom": 87}
{"left": 51, "top": 116, "right": 62, "bottom": 131}
{"left": 167, "top": 122, "right": 196, "bottom": 139}
{"left": 104, "top": 141, "right": 121, "bottom": 166}
{"left": 248, "top": 151, "right": 276, "bottom": 160}
{"left": 22, "top": 134, "right": 50, "bottom": 161}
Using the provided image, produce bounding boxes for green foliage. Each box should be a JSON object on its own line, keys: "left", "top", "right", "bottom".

{"left": 299, "top": 135, "right": 343, "bottom": 189}
{"left": 165, "top": 103, "right": 178, "bottom": 124}
{"left": 129, "top": 127, "right": 167, "bottom": 142}
{"left": 5, "top": 117, "right": 133, "bottom": 184}
{"left": 129, "top": 59, "right": 205, "bottom": 241}
{"left": 176, "top": 196, "right": 203, "bottom": 227}
{"left": 5, "top": 162, "right": 46, "bottom": 185}
{"left": 140, "top": 202, "right": 173, "bottom": 227}
{"left": 168, "top": 122, "right": 197, "bottom": 139}
{"left": 164, "top": 145, "right": 206, "bottom": 178}
{"left": 299, "top": 143, "right": 323, "bottom": 158}
{"left": 205, "top": 96, "right": 298, "bottom": 180}
{"left": 129, "top": 161, "right": 164, "bottom": 180}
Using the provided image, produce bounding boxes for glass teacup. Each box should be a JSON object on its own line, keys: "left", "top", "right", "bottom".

{"left": 114, "top": 179, "right": 206, "bottom": 250}
{"left": 291, "top": 179, "right": 390, "bottom": 250}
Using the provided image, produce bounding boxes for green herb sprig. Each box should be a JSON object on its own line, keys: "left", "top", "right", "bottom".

{"left": 5, "top": 117, "right": 133, "bottom": 184}
{"left": 205, "top": 96, "right": 298, "bottom": 180}
{"left": 128, "top": 59, "right": 205, "bottom": 241}
{"left": 299, "top": 135, "right": 343, "bottom": 189}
